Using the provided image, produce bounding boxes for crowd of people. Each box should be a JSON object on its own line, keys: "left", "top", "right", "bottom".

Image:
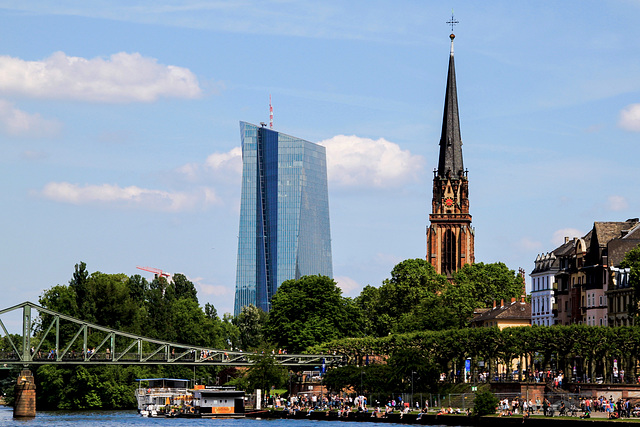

{"left": 270, "top": 390, "right": 640, "bottom": 420}
{"left": 494, "top": 394, "right": 640, "bottom": 419}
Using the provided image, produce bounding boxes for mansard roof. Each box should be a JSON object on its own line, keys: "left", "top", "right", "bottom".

{"left": 554, "top": 238, "right": 577, "bottom": 257}
{"left": 593, "top": 219, "right": 640, "bottom": 248}
{"left": 623, "top": 222, "right": 640, "bottom": 239}
{"left": 437, "top": 34, "right": 464, "bottom": 179}
{"left": 609, "top": 239, "right": 640, "bottom": 267}
{"left": 532, "top": 235, "right": 577, "bottom": 274}
{"left": 607, "top": 220, "right": 640, "bottom": 267}
{"left": 534, "top": 219, "right": 640, "bottom": 272}
{"left": 531, "top": 251, "right": 558, "bottom": 274}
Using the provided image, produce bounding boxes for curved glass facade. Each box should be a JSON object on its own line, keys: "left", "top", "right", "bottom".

{"left": 234, "top": 122, "right": 333, "bottom": 315}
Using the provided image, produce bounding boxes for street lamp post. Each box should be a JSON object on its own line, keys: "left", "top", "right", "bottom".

{"left": 411, "top": 371, "right": 417, "bottom": 409}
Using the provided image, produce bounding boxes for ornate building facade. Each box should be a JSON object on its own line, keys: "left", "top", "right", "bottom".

{"left": 426, "top": 34, "right": 475, "bottom": 278}
{"left": 533, "top": 218, "right": 639, "bottom": 327}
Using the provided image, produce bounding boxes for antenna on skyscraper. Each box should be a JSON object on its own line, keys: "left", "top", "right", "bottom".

{"left": 269, "top": 94, "right": 273, "bottom": 129}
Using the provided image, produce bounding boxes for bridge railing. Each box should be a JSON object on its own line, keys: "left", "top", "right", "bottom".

{"left": 0, "top": 301, "right": 344, "bottom": 367}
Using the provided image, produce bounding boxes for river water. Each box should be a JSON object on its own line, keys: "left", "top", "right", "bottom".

{"left": 0, "top": 407, "right": 448, "bottom": 426}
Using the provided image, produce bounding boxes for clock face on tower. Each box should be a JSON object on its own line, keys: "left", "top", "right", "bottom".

{"left": 444, "top": 197, "right": 454, "bottom": 207}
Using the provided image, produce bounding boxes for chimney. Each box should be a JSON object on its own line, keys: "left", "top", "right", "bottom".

{"left": 493, "top": 300, "right": 497, "bottom": 309}
{"left": 521, "top": 295, "right": 525, "bottom": 303}
{"left": 511, "top": 297, "right": 516, "bottom": 304}
{"left": 500, "top": 299, "right": 504, "bottom": 308}
{"left": 564, "top": 237, "right": 569, "bottom": 244}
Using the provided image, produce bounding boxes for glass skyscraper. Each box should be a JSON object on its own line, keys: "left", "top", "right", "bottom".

{"left": 234, "top": 121, "right": 333, "bottom": 315}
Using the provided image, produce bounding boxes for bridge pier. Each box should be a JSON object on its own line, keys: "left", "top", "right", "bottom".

{"left": 13, "top": 369, "right": 36, "bottom": 418}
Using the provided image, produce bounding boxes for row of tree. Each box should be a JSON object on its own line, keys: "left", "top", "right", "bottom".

{"left": 313, "top": 324, "right": 640, "bottom": 392}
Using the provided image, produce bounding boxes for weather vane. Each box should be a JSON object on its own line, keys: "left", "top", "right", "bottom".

{"left": 446, "top": 10, "right": 459, "bottom": 33}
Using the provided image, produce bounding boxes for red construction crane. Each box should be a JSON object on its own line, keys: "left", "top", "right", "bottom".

{"left": 136, "top": 266, "right": 171, "bottom": 279}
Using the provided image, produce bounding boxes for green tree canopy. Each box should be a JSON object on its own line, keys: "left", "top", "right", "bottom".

{"left": 444, "top": 262, "right": 525, "bottom": 328}
{"left": 245, "top": 351, "right": 287, "bottom": 392}
{"left": 355, "top": 259, "right": 449, "bottom": 336}
{"left": 233, "top": 304, "right": 267, "bottom": 351}
{"left": 32, "top": 262, "right": 238, "bottom": 410}
{"left": 263, "top": 275, "right": 362, "bottom": 353}
{"left": 621, "top": 244, "right": 640, "bottom": 318}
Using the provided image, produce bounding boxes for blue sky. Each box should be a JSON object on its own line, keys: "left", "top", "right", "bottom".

{"left": 1, "top": 1, "right": 639, "bottom": 318}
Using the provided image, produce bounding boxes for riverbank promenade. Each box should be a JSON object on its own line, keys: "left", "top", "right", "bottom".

{"left": 247, "top": 408, "right": 639, "bottom": 426}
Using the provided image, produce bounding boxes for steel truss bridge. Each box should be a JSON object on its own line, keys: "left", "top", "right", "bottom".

{"left": 0, "top": 302, "right": 343, "bottom": 367}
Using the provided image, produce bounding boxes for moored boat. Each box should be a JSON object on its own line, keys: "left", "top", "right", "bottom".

{"left": 135, "top": 378, "right": 245, "bottom": 418}
{"left": 136, "top": 378, "right": 190, "bottom": 417}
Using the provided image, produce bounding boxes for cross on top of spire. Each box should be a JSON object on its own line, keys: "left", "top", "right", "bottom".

{"left": 446, "top": 10, "right": 459, "bottom": 33}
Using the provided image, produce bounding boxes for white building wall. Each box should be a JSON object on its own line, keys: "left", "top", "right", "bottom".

{"left": 530, "top": 271, "right": 555, "bottom": 326}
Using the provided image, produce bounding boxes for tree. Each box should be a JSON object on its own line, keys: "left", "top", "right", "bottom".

{"left": 128, "top": 274, "right": 148, "bottom": 305}
{"left": 263, "top": 275, "right": 362, "bottom": 353}
{"left": 33, "top": 262, "right": 228, "bottom": 410}
{"left": 90, "top": 272, "right": 143, "bottom": 333}
{"left": 68, "top": 262, "right": 90, "bottom": 320}
{"left": 145, "top": 276, "right": 176, "bottom": 341}
{"left": 233, "top": 305, "right": 267, "bottom": 351}
{"left": 171, "top": 298, "right": 210, "bottom": 346}
{"left": 356, "top": 259, "right": 450, "bottom": 335}
{"left": 173, "top": 273, "right": 199, "bottom": 303}
{"left": 245, "top": 351, "right": 287, "bottom": 392}
{"left": 322, "top": 365, "right": 362, "bottom": 394}
{"left": 444, "top": 262, "right": 524, "bottom": 328}
{"left": 621, "top": 244, "right": 640, "bottom": 319}
{"left": 221, "top": 313, "right": 239, "bottom": 350}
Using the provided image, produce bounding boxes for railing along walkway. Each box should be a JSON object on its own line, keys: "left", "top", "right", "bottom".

{"left": 0, "top": 301, "right": 343, "bottom": 367}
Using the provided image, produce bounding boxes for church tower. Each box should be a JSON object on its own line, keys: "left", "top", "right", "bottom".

{"left": 426, "top": 32, "right": 475, "bottom": 278}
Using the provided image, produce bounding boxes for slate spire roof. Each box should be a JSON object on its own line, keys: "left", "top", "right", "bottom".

{"left": 437, "top": 33, "right": 464, "bottom": 179}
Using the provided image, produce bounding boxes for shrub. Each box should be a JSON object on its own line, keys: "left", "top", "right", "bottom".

{"left": 472, "top": 389, "right": 499, "bottom": 416}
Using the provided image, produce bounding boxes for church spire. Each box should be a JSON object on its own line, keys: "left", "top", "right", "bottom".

{"left": 427, "top": 25, "right": 474, "bottom": 279}
{"left": 437, "top": 33, "right": 464, "bottom": 179}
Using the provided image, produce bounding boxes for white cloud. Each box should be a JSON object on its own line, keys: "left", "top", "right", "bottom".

{"left": 0, "top": 52, "right": 201, "bottom": 103}
{"left": 177, "top": 136, "right": 424, "bottom": 191}
{"left": 0, "top": 99, "right": 61, "bottom": 137}
{"left": 608, "top": 195, "right": 628, "bottom": 211}
{"left": 319, "top": 135, "right": 424, "bottom": 188}
{"left": 38, "top": 182, "right": 216, "bottom": 212}
{"left": 187, "top": 276, "right": 232, "bottom": 298}
{"left": 177, "top": 147, "right": 242, "bottom": 183}
{"left": 551, "top": 228, "right": 585, "bottom": 246}
{"left": 618, "top": 104, "right": 640, "bottom": 132}
{"left": 334, "top": 275, "right": 362, "bottom": 297}
{"left": 205, "top": 147, "right": 242, "bottom": 173}
{"left": 197, "top": 283, "right": 232, "bottom": 297}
